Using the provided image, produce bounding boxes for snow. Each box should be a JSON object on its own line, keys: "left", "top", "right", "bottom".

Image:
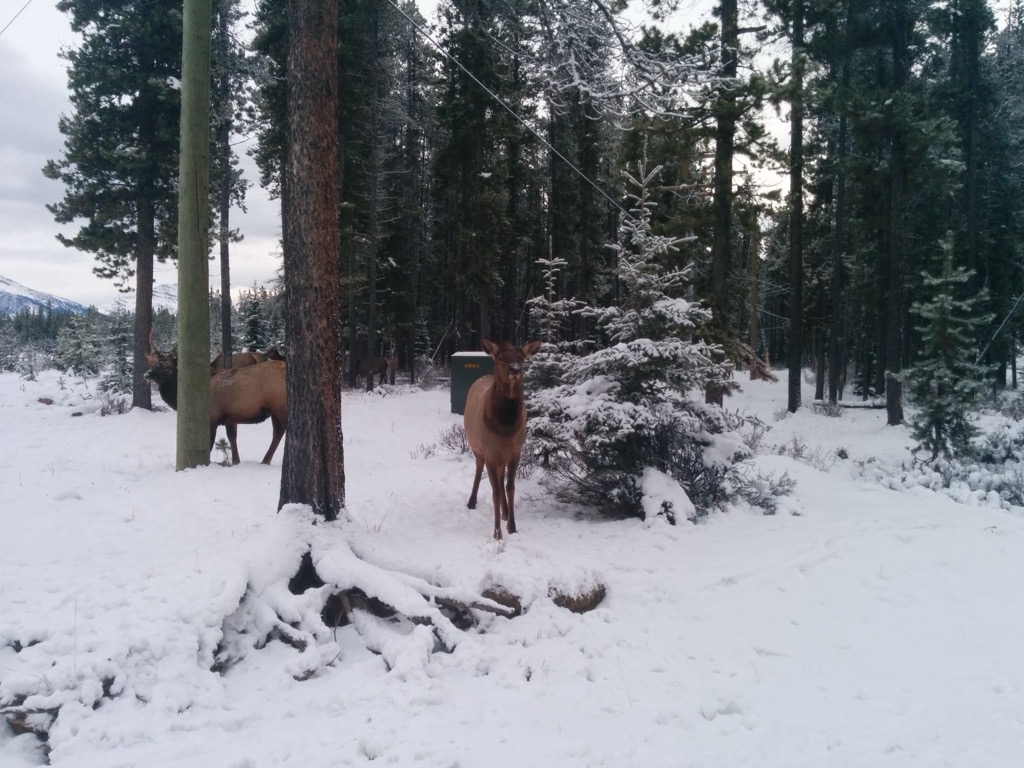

{"left": 4, "top": 370, "right": 1024, "bottom": 767}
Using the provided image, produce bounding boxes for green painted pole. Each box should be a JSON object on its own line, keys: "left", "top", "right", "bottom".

{"left": 176, "top": 0, "right": 213, "bottom": 470}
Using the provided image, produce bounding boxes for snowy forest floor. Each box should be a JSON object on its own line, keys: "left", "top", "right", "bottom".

{"left": 2, "top": 368, "right": 1024, "bottom": 767}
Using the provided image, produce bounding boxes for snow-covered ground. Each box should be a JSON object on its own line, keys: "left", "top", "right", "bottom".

{"left": 3, "top": 368, "right": 1024, "bottom": 767}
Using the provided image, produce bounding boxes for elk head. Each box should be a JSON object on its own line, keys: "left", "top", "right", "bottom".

{"left": 144, "top": 331, "right": 180, "bottom": 409}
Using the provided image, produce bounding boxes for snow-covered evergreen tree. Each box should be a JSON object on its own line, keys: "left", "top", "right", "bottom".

{"left": 526, "top": 255, "right": 585, "bottom": 390}
{"left": 530, "top": 164, "right": 769, "bottom": 522}
{"left": 239, "top": 284, "right": 269, "bottom": 351}
{"left": 55, "top": 309, "right": 103, "bottom": 377}
{"left": 905, "top": 245, "right": 993, "bottom": 461}
{"left": 99, "top": 304, "right": 134, "bottom": 394}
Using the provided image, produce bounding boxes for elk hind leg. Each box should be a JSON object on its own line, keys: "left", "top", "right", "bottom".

{"left": 262, "top": 415, "right": 285, "bottom": 465}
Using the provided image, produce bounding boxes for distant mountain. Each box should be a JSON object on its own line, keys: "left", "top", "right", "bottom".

{"left": 0, "top": 275, "right": 90, "bottom": 317}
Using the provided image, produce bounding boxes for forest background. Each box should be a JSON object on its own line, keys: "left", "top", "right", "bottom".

{"left": 8, "top": 0, "right": 1024, "bottom": 426}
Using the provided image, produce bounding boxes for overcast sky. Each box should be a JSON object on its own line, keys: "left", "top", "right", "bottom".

{"left": 0, "top": 1, "right": 282, "bottom": 310}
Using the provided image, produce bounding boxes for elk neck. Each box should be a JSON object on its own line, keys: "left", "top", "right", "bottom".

{"left": 487, "top": 374, "right": 525, "bottom": 427}
{"left": 157, "top": 376, "right": 179, "bottom": 410}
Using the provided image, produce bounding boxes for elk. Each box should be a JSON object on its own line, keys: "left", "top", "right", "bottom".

{"left": 144, "top": 343, "right": 287, "bottom": 465}
{"left": 210, "top": 350, "right": 268, "bottom": 373}
{"left": 264, "top": 346, "right": 286, "bottom": 362}
{"left": 463, "top": 338, "right": 541, "bottom": 539}
{"left": 356, "top": 354, "right": 396, "bottom": 386}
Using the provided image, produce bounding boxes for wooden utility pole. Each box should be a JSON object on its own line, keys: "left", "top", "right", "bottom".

{"left": 176, "top": 0, "right": 212, "bottom": 470}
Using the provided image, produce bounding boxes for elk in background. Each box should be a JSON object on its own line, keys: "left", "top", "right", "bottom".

{"left": 463, "top": 338, "right": 541, "bottom": 539}
{"left": 210, "top": 350, "right": 267, "bottom": 373}
{"left": 144, "top": 341, "right": 287, "bottom": 465}
{"left": 210, "top": 346, "right": 285, "bottom": 372}
{"left": 356, "top": 353, "right": 397, "bottom": 386}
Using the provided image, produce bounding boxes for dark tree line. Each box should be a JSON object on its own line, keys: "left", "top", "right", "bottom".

{"left": 45, "top": 0, "right": 1024, "bottom": 434}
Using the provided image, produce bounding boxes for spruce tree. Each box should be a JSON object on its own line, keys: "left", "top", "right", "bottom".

{"left": 530, "top": 164, "right": 752, "bottom": 522}
{"left": 904, "top": 244, "right": 992, "bottom": 461}
{"left": 55, "top": 310, "right": 104, "bottom": 377}
{"left": 99, "top": 305, "right": 134, "bottom": 394}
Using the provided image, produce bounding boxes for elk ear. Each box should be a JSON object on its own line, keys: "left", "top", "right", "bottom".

{"left": 521, "top": 340, "right": 541, "bottom": 358}
{"left": 480, "top": 338, "right": 499, "bottom": 356}
{"left": 143, "top": 352, "right": 158, "bottom": 368}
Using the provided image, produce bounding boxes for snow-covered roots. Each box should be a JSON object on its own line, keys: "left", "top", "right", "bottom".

{"left": 1, "top": 506, "right": 605, "bottom": 756}
{"left": 214, "top": 505, "right": 521, "bottom": 682}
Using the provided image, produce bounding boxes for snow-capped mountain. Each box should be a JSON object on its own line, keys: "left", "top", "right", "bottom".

{"left": 0, "top": 275, "right": 90, "bottom": 317}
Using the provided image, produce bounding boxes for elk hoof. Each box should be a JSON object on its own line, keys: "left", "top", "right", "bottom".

{"left": 507, "top": 523, "right": 517, "bottom": 535}
{"left": 493, "top": 529, "right": 503, "bottom": 540}
{"left": 467, "top": 500, "right": 477, "bottom": 509}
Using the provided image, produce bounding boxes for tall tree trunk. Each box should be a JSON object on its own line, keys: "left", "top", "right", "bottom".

{"left": 787, "top": 0, "right": 804, "bottom": 413}
{"left": 279, "top": 0, "right": 344, "bottom": 520}
{"left": 176, "top": 0, "right": 212, "bottom": 470}
{"left": 886, "top": 3, "right": 909, "bottom": 426}
{"left": 707, "top": 0, "right": 739, "bottom": 407}
{"left": 216, "top": 8, "right": 233, "bottom": 369}
{"left": 828, "top": 1, "right": 852, "bottom": 405}
{"left": 748, "top": 225, "right": 760, "bottom": 377}
{"left": 133, "top": 202, "right": 155, "bottom": 411}
{"left": 365, "top": 8, "right": 380, "bottom": 392}
{"left": 711, "top": 0, "right": 738, "bottom": 332}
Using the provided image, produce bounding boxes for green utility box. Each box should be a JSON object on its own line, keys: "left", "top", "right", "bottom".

{"left": 451, "top": 352, "right": 494, "bottom": 415}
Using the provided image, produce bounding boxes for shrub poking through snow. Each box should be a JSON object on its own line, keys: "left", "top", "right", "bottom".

{"left": 529, "top": 162, "right": 789, "bottom": 522}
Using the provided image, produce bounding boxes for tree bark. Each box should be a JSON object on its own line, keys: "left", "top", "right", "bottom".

{"left": 828, "top": 11, "right": 851, "bottom": 404}
{"left": 787, "top": 0, "right": 804, "bottom": 414}
{"left": 366, "top": 7, "right": 380, "bottom": 392}
{"left": 885, "top": 2, "right": 909, "bottom": 426}
{"left": 279, "top": 0, "right": 345, "bottom": 520}
{"left": 133, "top": 201, "right": 155, "bottom": 411}
{"left": 216, "top": 8, "right": 233, "bottom": 370}
{"left": 711, "top": 0, "right": 738, "bottom": 331}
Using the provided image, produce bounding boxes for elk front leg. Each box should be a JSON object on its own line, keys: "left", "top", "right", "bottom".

{"left": 467, "top": 453, "right": 484, "bottom": 509}
{"left": 505, "top": 455, "right": 519, "bottom": 535}
{"left": 226, "top": 424, "right": 240, "bottom": 464}
{"left": 488, "top": 462, "right": 506, "bottom": 540}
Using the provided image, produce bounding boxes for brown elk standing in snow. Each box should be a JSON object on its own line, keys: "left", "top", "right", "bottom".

{"left": 209, "top": 350, "right": 268, "bottom": 373}
{"left": 356, "top": 354, "right": 397, "bottom": 386}
{"left": 144, "top": 341, "right": 287, "bottom": 465}
{"left": 463, "top": 338, "right": 541, "bottom": 539}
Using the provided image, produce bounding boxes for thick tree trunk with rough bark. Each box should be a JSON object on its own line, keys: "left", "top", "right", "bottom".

{"left": 278, "top": 0, "right": 345, "bottom": 520}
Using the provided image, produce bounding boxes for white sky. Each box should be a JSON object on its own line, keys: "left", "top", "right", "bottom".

{"left": 0, "top": 0, "right": 282, "bottom": 310}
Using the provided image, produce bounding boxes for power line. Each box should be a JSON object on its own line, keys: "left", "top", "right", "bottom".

{"left": 0, "top": 0, "right": 36, "bottom": 39}
{"left": 385, "top": 0, "right": 635, "bottom": 223}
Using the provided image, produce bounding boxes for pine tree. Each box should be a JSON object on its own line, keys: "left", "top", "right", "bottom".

{"left": 239, "top": 285, "right": 269, "bottom": 351}
{"left": 55, "top": 310, "right": 104, "bottom": 377}
{"left": 45, "top": 0, "right": 184, "bottom": 409}
{"left": 99, "top": 305, "right": 134, "bottom": 394}
{"left": 904, "top": 244, "right": 992, "bottom": 461}
{"left": 530, "top": 164, "right": 756, "bottom": 522}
